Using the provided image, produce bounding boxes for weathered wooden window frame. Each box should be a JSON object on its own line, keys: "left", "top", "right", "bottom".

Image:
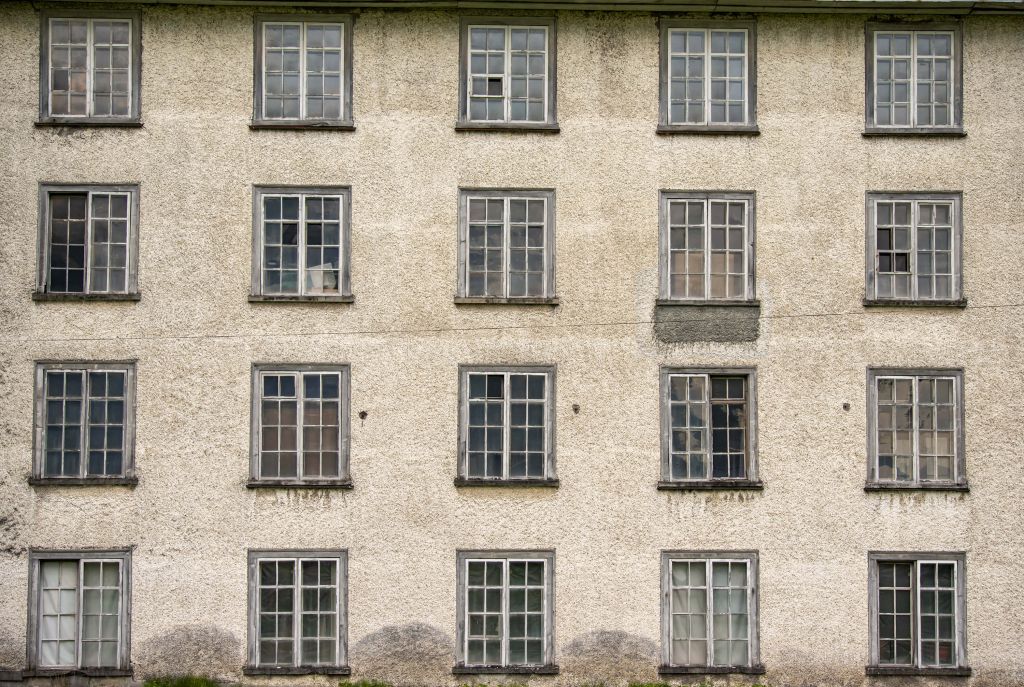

{"left": 249, "top": 363, "right": 352, "bottom": 488}
{"left": 245, "top": 549, "right": 350, "bottom": 676}
{"left": 865, "top": 367, "right": 967, "bottom": 491}
{"left": 456, "top": 189, "right": 558, "bottom": 305}
{"left": 250, "top": 186, "right": 353, "bottom": 302}
{"left": 657, "top": 20, "right": 759, "bottom": 135}
{"left": 454, "top": 549, "right": 557, "bottom": 674}
{"left": 863, "top": 22, "right": 963, "bottom": 136}
{"left": 456, "top": 16, "right": 559, "bottom": 132}
{"left": 35, "top": 184, "right": 141, "bottom": 301}
{"left": 866, "top": 551, "right": 969, "bottom": 676}
{"left": 30, "top": 361, "right": 138, "bottom": 487}
{"left": 25, "top": 548, "right": 133, "bottom": 677}
{"left": 37, "top": 10, "right": 142, "bottom": 127}
{"left": 658, "top": 191, "right": 757, "bottom": 305}
{"left": 658, "top": 367, "right": 760, "bottom": 490}
{"left": 659, "top": 550, "right": 763, "bottom": 675}
{"left": 251, "top": 14, "right": 354, "bottom": 130}
{"left": 456, "top": 364, "right": 558, "bottom": 486}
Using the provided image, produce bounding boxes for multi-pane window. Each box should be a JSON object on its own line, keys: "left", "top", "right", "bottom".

{"left": 866, "top": 194, "right": 962, "bottom": 303}
{"left": 460, "top": 367, "right": 555, "bottom": 483}
{"left": 252, "top": 187, "right": 351, "bottom": 299}
{"left": 248, "top": 551, "right": 348, "bottom": 672}
{"left": 459, "top": 19, "right": 556, "bottom": 127}
{"left": 661, "top": 369, "right": 758, "bottom": 485}
{"left": 33, "top": 363, "right": 135, "bottom": 482}
{"left": 41, "top": 15, "right": 139, "bottom": 122}
{"left": 457, "top": 551, "right": 554, "bottom": 669}
{"left": 869, "top": 553, "right": 967, "bottom": 672}
{"left": 458, "top": 190, "right": 555, "bottom": 301}
{"left": 868, "top": 369, "right": 964, "bottom": 488}
{"left": 867, "top": 27, "right": 961, "bottom": 131}
{"left": 660, "top": 192, "right": 755, "bottom": 302}
{"left": 29, "top": 551, "right": 130, "bottom": 671}
{"left": 661, "top": 552, "right": 760, "bottom": 671}
{"left": 661, "top": 25, "right": 755, "bottom": 128}
{"left": 252, "top": 366, "right": 350, "bottom": 485}
{"left": 255, "top": 17, "right": 352, "bottom": 124}
{"left": 37, "top": 186, "right": 138, "bottom": 297}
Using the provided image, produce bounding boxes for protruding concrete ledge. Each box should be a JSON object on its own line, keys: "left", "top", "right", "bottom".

{"left": 28, "top": 477, "right": 138, "bottom": 487}
{"left": 658, "top": 480, "right": 763, "bottom": 491}
{"left": 863, "top": 128, "right": 966, "bottom": 137}
{"left": 248, "top": 294, "right": 354, "bottom": 303}
{"left": 659, "top": 664, "right": 766, "bottom": 675}
{"left": 250, "top": 120, "right": 355, "bottom": 131}
{"left": 35, "top": 119, "right": 142, "bottom": 128}
{"left": 865, "top": 665, "right": 971, "bottom": 677}
{"left": 455, "top": 122, "right": 560, "bottom": 133}
{"left": 453, "top": 664, "right": 560, "bottom": 675}
{"left": 21, "top": 669, "right": 133, "bottom": 678}
{"left": 657, "top": 124, "right": 760, "bottom": 135}
{"left": 33, "top": 292, "right": 141, "bottom": 302}
{"left": 863, "top": 298, "right": 967, "bottom": 308}
{"left": 244, "top": 666, "right": 351, "bottom": 676}
{"left": 247, "top": 479, "right": 354, "bottom": 489}
{"left": 653, "top": 301, "right": 760, "bottom": 343}
{"left": 454, "top": 296, "right": 560, "bottom": 305}
{"left": 455, "top": 477, "right": 560, "bottom": 487}
{"left": 864, "top": 482, "right": 969, "bottom": 493}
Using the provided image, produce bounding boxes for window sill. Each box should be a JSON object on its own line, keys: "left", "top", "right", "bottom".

{"left": 455, "top": 477, "right": 559, "bottom": 488}
{"left": 865, "top": 666, "right": 971, "bottom": 677}
{"left": 28, "top": 476, "right": 138, "bottom": 487}
{"left": 454, "top": 296, "right": 560, "bottom": 306}
{"left": 655, "top": 299, "right": 760, "bottom": 307}
{"left": 455, "top": 122, "right": 560, "bottom": 133}
{"left": 250, "top": 120, "right": 355, "bottom": 131}
{"left": 656, "top": 124, "right": 760, "bottom": 136}
{"left": 247, "top": 479, "right": 353, "bottom": 489}
{"left": 249, "top": 294, "right": 354, "bottom": 303}
{"left": 452, "top": 665, "right": 559, "bottom": 675}
{"left": 863, "top": 298, "right": 967, "bottom": 308}
{"left": 35, "top": 118, "right": 143, "bottom": 128}
{"left": 862, "top": 127, "right": 965, "bottom": 138}
{"left": 865, "top": 482, "right": 969, "bottom": 493}
{"left": 33, "top": 291, "right": 141, "bottom": 302}
{"left": 659, "top": 664, "right": 766, "bottom": 675}
{"left": 22, "top": 668, "right": 134, "bottom": 678}
{"left": 243, "top": 666, "right": 351, "bottom": 676}
{"left": 658, "top": 480, "right": 763, "bottom": 491}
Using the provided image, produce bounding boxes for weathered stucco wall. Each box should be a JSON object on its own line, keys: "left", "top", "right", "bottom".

{"left": 0, "top": 3, "right": 1023, "bottom": 686}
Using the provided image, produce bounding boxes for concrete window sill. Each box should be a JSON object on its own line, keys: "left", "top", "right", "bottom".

{"left": 865, "top": 666, "right": 971, "bottom": 677}
{"left": 452, "top": 665, "right": 559, "bottom": 675}
{"left": 248, "top": 294, "right": 354, "bottom": 303}
{"left": 864, "top": 482, "right": 969, "bottom": 493}
{"left": 659, "top": 664, "right": 766, "bottom": 675}
{"left": 454, "top": 122, "right": 560, "bottom": 133}
{"left": 243, "top": 666, "right": 351, "bottom": 676}
{"left": 863, "top": 298, "right": 967, "bottom": 308}
{"left": 658, "top": 480, "right": 763, "bottom": 491}
{"left": 21, "top": 668, "right": 134, "bottom": 678}
{"left": 656, "top": 124, "right": 760, "bottom": 136}
{"left": 35, "top": 119, "right": 142, "bottom": 128}
{"left": 862, "top": 128, "right": 965, "bottom": 138}
{"left": 656, "top": 299, "right": 760, "bottom": 307}
{"left": 454, "top": 477, "right": 559, "bottom": 488}
{"left": 28, "top": 477, "right": 138, "bottom": 487}
{"left": 454, "top": 296, "right": 560, "bottom": 306}
{"left": 250, "top": 120, "right": 355, "bottom": 131}
{"left": 33, "top": 291, "right": 141, "bottom": 302}
{"left": 247, "top": 480, "right": 353, "bottom": 489}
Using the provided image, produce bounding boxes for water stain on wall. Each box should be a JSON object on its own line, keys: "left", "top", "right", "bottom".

{"left": 349, "top": 623, "right": 454, "bottom": 686}
{"left": 135, "top": 625, "right": 241, "bottom": 680}
{"left": 561, "top": 630, "right": 659, "bottom": 683}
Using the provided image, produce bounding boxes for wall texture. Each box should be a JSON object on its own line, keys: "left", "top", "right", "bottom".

{"left": 1, "top": 3, "right": 1023, "bottom": 686}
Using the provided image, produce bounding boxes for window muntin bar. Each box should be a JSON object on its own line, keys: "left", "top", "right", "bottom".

{"left": 46, "top": 191, "right": 131, "bottom": 295}
{"left": 42, "top": 367, "right": 128, "bottom": 479}
{"left": 875, "top": 375, "right": 957, "bottom": 483}
{"left": 37, "top": 559, "right": 122, "bottom": 669}
{"left": 466, "top": 196, "right": 547, "bottom": 299}
{"left": 873, "top": 31, "right": 953, "bottom": 128}
{"left": 466, "top": 372, "right": 548, "bottom": 480}
{"left": 467, "top": 25, "right": 548, "bottom": 123}
{"left": 48, "top": 18, "right": 131, "bottom": 118}
{"left": 873, "top": 199, "right": 955, "bottom": 301}
{"left": 262, "top": 22, "right": 344, "bottom": 121}
{"left": 260, "top": 193, "right": 344, "bottom": 297}
{"left": 666, "top": 197, "right": 750, "bottom": 301}
{"left": 876, "top": 559, "right": 959, "bottom": 668}
{"left": 668, "top": 558, "right": 752, "bottom": 668}
{"left": 256, "top": 556, "right": 341, "bottom": 668}
{"left": 464, "top": 558, "right": 547, "bottom": 667}
{"left": 668, "top": 374, "right": 747, "bottom": 481}
{"left": 667, "top": 29, "right": 748, "bottom": 125}
{"left": 258, "top": 370, "right": 343, "bottom": 481}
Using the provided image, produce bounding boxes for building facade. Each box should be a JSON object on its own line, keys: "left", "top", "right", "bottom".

{"left": 0, "top": 0, "right": 1023, "bottom": 685}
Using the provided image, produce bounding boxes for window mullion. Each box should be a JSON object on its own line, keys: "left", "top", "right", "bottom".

{"left": 75, "top": 559, "right": 84, "bottom": 668}
{"left": 911, "top": 376, "right": 920, "bottom": 483}
{"left": 703, "top": 199, "right": 711, "bottom": 298}
{"left": 702, "top": 375, "right": 712, "bottom": 472}
{"left": 296, "top": 373, "right": 305, "bottom": 481}
{"left": 299, "top": 24, "right": 307, "bottom": 120}
{"left": 910, "top": 32, "right": 918, "bottom": 128}
{"left": 704, "top": 30, "right": 711, "bottom": 125}
{"left": 913, "top": 560, "right": 920, "bottom": 668}
{"left": 79, "top": 371, "right": 89, "bottom": 478}
{"left": 705, "top": 560, "right": 714, "bottom": 666}
{"left": 504, "top": 197, "right": 511, "bottom": 298}
{"left": 86, "top": 20, "right": 94, "bottom": 118}
{"left": 502, "top": 559, "right": 510, "bottom": 666}
{"left": 298, "top": 194, "right": 307, "bottom": 296}
{"left": 292, "top": 558, "right": 301, "bottom": 667}
{"left": 910, "top": 201, "right": 919, "bottom": 300}
{"left": 503, "top": 372, "right": 511, "bottom": 480}
{"left": 83, "top": 192, "right": 93, "bottom": 294}
{"left": 504, "top": 26, "right": 511, "bottom": 123}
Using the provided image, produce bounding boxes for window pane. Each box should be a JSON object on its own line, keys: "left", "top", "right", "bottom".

{"left": 877, "top": 562, "right": 914, "bottom": 665}
{"left": 299, "top": 559, "right": 338, "bottom": 665}
{"left": 711, "top": 561, "right": 749, "bottom": 666}
{"left": 259, "top": 560, "right": 297, "bottom": 666}
{"left": 44, "top": 371, "right": 85, "bottom": 477}
{"left": 670, "top": 561, "right": 709, "bottom": 666}
{"left": 466, "top": 561, "right": 503, "bottom": 665}
{"left": 80, "top": 561, "right": 120, "bottom": 667}
{"left": 49, "top": 19, "right": 89, "bottom": 116}
{"left": 303, "top": 196, "right": 343, "bottom": 295}
{"left": 261, "top": 374, "right": 299, "bottom": 479}
{"left": 38, "top": 561, "right": 79, "bottom": 668}
{"left": 91, "top": 21, "right": 132, "bottom": 117}
{"left": 48, "top": 193, "right": 88, "bottom": 293}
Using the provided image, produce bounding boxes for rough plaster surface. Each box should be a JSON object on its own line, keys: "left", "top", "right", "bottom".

{"left": 653, "top": 305, "right": 760, "bottom": 342}
{"left": 0, "top": 3, "right": 1023, "bottom": 686}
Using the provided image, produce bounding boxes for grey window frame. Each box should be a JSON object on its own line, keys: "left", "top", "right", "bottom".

{"left": 249, "top": 363, "right": 352, "bottom": 488}
{"left": 457, "top": 364, "right": 557, "bottom": 486}
{"left": 657, "top": 19, "right": 758, "bottom": 135}
{"left": 454, "top": 549, "right": 557, "bottom": 674}
{"left": 659, "top": 550, "right": 763, "bottom": 675}
{"left": 456, "top": 16, "right": 559, "bottom": 132}
{"left": 456, "top": 189, "right": 557, "bottom": 305}
{"left": 38, "top": 10, "right": 142, "bottom": 127}
{"left": 864, "top": 22, "right": 963, "bottom": 136}
{"left": 251, "top": 14, "right": 354, "bottom": 130}
{"left": 658, "top": 191, "right": 757, "bottom": 304}
{"left": 35, "top": 184, "right": 141, "bottom": 301}
{"left": 250, "top": 186, "right": 353, "bottom": 302}
{"left": 25, "top": 548, "right": 132, "bottom": 677}
{"left": 866, "top": 367, "right": 966, "bottom": 491}
{"left": 864, "top": 192, "right": 964, "bottom": 306}
{"left": 866, "top": 551, "right": 969, "bottom": 676}
{"left": 659, "top": 367, "right": 760, "bottom": 490}
{"left": 30, "top": 361, "right": 137, "bottom": 487}
{"left": 245, "top": 549, "right": 350, "bottom": 676}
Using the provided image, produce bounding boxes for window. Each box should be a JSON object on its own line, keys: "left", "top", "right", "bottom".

{"left": 27, "top": 550, "right": 131, "bottom": 674}
{"left": 660, "top": 551, "right": 761, "bottom": 674}
{"left": 251, "top": 187, "right": 352, "bottom": 301}
{"left": 865, "top": 193, "right": 962, "bottom": 304}
{"left": 39, "top": 13, "right": 141, "bottom": 125}
{"left": 659, "top": 192, "right": 755, "bottom": 302}
{"left": 246, "top": 550, "right": 349, "bottom": 675}
{"left": 660, "top": 368, "right": 759, "bottom": 488}
{"left": 458, "top": 366, "right": 556, "bottom": 485}
{"left": 253, "top": 15, "right": 353, "bottom": 127}
{"left": 659, "top": 22, "right": 757, "bottom": 132}
{"left": 250, "top": 365, "right": 351, "bottom": 487}
{"left": 458, "top": 18, "right": 557, "bottom": 129}
{"left": 868, "top": 552, "right": 968, "bottom": 675}
{"left": 455, "top": 550, "right": 555, "bottom": 672}
{"left": 457, "top": 190, "right": 556, "bottom": 303}
{"left": 32, "top": 363, "right": 136, "bottom": 485}
{"left": 867, "top": 369, "right": 965, "bottom": 490}
{"left": 866, "top": 25, "right": 962, "bottom": 133}
{"left": 36, "top": 185, "right": 140, "bottom": 299}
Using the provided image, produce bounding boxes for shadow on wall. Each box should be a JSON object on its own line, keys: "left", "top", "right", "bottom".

{"left": 350, "top": 623, "right": 455, "bottom": 686}
{"left": 561, "top": 630, "right": 659, "bottom": 684}
{"left": 136, "top": 625, "right": 241, "bottom": 682}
